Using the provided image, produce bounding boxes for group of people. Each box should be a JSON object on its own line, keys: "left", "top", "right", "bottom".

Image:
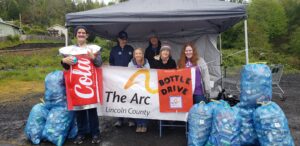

{"left": 61, "top": 26, "right": 211, "bottom": 144}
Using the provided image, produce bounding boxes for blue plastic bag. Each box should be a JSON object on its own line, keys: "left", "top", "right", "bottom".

{"left": 206, "top": 103, "right": 241, "bottom": 146}
{"left": 44, "top": 70, "right": 67, "bottom": 109}
{"left": 188, "top": 102, "right": 213, "bottom": 146}
{"left": 24, "top": 103, "right": 49, "bottom": 144}
{"left": 240, "top": 64, "right": 272, "bottom": 108}
{"left": 67, "top": 118, "right": 78, "bottom": 139}
{"left": 236, "top": 103, "right": 259, "bottom": 145}
{"left": 42, "top": 107, "right": 74, "bottom": 146}
{"left": 253, "top": 102, "right": 294, "bottom": 146}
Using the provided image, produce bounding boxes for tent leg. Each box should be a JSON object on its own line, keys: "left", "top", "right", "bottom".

{"left": 65, "top": 28, "right": 68, "bottom": 47}
{"left": 244, "top": 20, "right": 249, "bottom": 64}
{"left": 219, "top": 34, "right": 224, "bottom": 88}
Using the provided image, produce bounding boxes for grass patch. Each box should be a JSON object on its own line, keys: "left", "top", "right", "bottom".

{"left": 0, "top": 39, "right": 64, "bottom": 49}
{"left": 0, "top": 47, "right": 62, "bottom": 102}
{"left": 0, "top": 80, "right": 44, "bottom": 102}
{"left": 0, "top": 48, "right": 62, "bottom": 81}
{"left": 222, "top": 48, "right": 300, "bottom": 74}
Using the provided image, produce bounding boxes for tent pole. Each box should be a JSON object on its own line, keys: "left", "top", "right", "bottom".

{"left": 64, "top": 23, "right": 68, "bottom": 47}
{"left": 219, "top": 34, "right": 222, "bottom": 65}
{"left": 65, "top": 28, "right": 68, "bottom": 47}
{"left": 65, "top": 29, "right": 69, "bottom": 47}
{"left": 219, "top": 34, "right": 224, "bottom": 88}
{"left": 244, "top": 20, "right": 249, "bottom": 64}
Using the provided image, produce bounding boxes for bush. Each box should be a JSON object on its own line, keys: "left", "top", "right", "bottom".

{"left": 289, "top": 26, "right": 300, "bottom": 55}
{"left": 6, "top": 35, "right": 20, "bottom": 42}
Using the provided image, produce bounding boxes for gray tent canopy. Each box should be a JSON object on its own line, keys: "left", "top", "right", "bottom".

{"left": 66, "top": 0, "right": 246, "bottom": 41}
{"left": 65, "top": 0, "right": 247, "bottom": 97}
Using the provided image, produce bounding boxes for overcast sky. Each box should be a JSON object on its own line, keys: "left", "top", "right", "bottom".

{"left": 92, "top": 0, "right": 114, "bottom": 4}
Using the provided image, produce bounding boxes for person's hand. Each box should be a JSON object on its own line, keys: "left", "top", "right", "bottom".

{"left": 87, "top": 50, "right": 95, "bottom": 60}
{"left": 62, "top": 56, "right": 75, "bottom": 65}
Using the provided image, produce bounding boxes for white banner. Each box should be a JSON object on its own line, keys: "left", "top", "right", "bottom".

{"left": 97, "top": 66, "right": 188, "bottom": 121}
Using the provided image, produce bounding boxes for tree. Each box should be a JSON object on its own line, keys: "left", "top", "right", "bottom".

{"left": 248, "top": 0, "right": 288, "bottom": 40}
{"left": 280, "top": 0, "right": 300, "bottom": 32}
{"left": 289, "top": 26, "right": 300, "bottom": 55}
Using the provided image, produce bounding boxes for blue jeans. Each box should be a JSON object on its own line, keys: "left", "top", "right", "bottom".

{"left": 136, "top": 119, "right": 148, "bottom": 126}
{"left": 76, "top": 108, "right": 100, "bottom": 136}
{"left": 193, "top": 95, "right": 208, "bottom": 104}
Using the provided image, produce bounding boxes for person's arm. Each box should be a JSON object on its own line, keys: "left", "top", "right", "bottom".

{"left": 128, "top": 61, "right": 135, "bottom": 68}
{"left": 144, "top": 61, "right": 150, "bottom": 69}
{"left": 92, "top": 51, "right": 102, "bottom": 67}
{"left": 109, "top": 47, "right": 114, "bottom": 66}
{"left": 145, "top": 47, "right": 151, "bottom": 61}
{"left": 198, "top": 58, "right": 211, "bottom": 95}
{"left": 61, "top": 60, "right": 70, "bottom": 70}
{"left": 172, "top": 59, "right": 177, "bottom": 69}
{"left": 61, "top": 56, "right": 74, "bottom": 70}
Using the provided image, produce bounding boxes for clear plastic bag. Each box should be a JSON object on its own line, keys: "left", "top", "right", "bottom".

{"left": 254, "top": 102, "right": 294, "bottom": 146}
{"left": 44, "top": 70, "right": 67, "bottom": 109}
{"left": 188, "top": 102, "right": 213, "bottom": 146}
{"left": 240, "top": 64, "right": 272, "bottom": 108}
{"left": 24, "top": 103, "right": 49, "bottom": 144}
{"left": 42, "top": 107, "right": 74, "bottom": 146}
{"left": 236, "top": 103, "right": 259, "bottom": 145}
{"left": 206, "top": 103, "right": 241, "bottom": 146}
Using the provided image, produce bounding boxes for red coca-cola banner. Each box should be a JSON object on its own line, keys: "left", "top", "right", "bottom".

{"left": 64, "top": 55, "right": 102, "bottom": 110}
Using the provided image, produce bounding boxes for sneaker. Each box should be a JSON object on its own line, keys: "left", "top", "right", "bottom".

{"left": 113, "top": 120, "right": 122, "bottom": 127}
{"left": 141, "top": 126, "right": 147, "bottom": 133}
{"left": 128, "top": 121, "right": 135, "bottom": 127}
{"left": 74, "top": 135, "right": 85, "bottom": 145}
{"left": 136, "top": 125, "right": 142, "bottom": 133}
{"left": 91, "top": 135, "right": 102, "bottom": 144}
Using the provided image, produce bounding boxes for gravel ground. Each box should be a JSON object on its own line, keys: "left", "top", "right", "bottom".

{"left": 0, "top": 74, "right": 299, "bottom": 146}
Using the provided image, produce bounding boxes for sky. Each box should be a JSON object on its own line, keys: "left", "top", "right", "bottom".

{"left": 92, "top": 0, "right": 114, "bottom": 5}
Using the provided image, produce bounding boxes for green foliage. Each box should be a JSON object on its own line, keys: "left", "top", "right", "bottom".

{"left": 6, "top": 35, "right": 20, "bottom": 42}
{"left": 94, "top": 38, "right": 115, "bottom": 63}
{"left": 222, "top": 49, "right": 300, "bottom": 74}
{"left": 280, "top": 0, "right": 300, "bottom": 32}
{"left": 27, "top": 28, "right": 47, "bottom": 35}
{"left": 1, "top": 0, "right": 104, "bottom": 27}
{"left": 221, "top": 22, "right": 244, "bottom": 49}
{"left": 247, "top": 20, "right": 271, "bottom": 50}
{"left": 248, "top": 0, "right": 288, "bottom": 40}
{"left": 289, "top": 26, "right": 300, "bottom": 55}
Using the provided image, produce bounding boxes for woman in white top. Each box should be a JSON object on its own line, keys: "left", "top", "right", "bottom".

{"left": 128, "top": 48, "right": 150, "bottom": 133}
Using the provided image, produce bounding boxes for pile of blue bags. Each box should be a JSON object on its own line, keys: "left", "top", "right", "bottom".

{"left": 188, "top": 101, "right": 213, "bottom": 146}
{"left": 188, "top": 64, "right": 294, "bottom": 146}
{"left": 253, "top": 102, "right": 294, "bottom": 146}
{"left": 239, "top": 64, "right": 272, "bottom": 108}
{"left": 237, "top": 104, "right": 259, "bottom": 145}
{"left": 24, "top": 71, "right": 77, "bottom": 146}
{"left": 206, "top": 101, "right": 241, "bottom": 146}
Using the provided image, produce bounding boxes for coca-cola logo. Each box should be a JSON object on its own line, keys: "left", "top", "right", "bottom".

{"left": 72, "top": 58, "right": 94, "bottom": 99}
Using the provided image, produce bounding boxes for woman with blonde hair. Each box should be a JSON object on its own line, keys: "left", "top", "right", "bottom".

{"left": 128, "top": 47, "right": 150, "bottom": 132}
{"left": 178, "top": 42, "right": 211, "bottom": 104}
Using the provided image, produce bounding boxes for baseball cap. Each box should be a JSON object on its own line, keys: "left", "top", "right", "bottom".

{"left": 148, "top": 32, "right": 158, "bottom": 39}
{"left": 118, "top": 31, "right": 128, "bottom": 40}
{"left": 74, "top": 25, "right": 88, "bottom": 36}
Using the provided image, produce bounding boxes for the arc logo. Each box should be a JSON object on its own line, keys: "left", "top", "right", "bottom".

{"left": 124, "top": 69, "right": 158, "bottom": 94}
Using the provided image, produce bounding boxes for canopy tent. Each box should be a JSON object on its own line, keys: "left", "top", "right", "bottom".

{"left": 65, "top": 0, "right": 247, "bottom": 97}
